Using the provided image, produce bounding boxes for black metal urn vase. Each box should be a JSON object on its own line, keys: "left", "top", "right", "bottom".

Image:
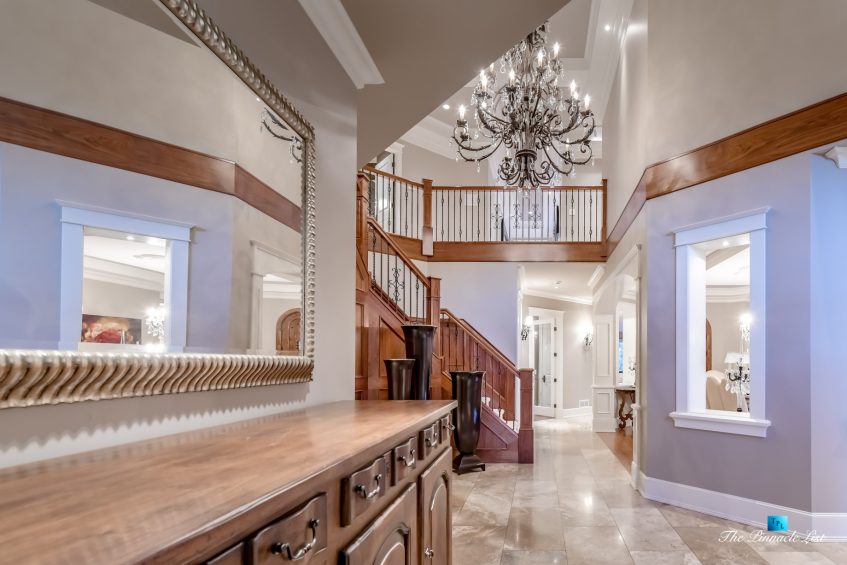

{"left": 384, "top": 359, "right": 415, "bottom": 400}
{"left": 401, "top": 324, "right": 437, "bottom": 400}
{"left": 451, "top": 370, "right": 486, "bottom": 474}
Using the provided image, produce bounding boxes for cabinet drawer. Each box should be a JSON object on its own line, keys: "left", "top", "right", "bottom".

{"left": 341, "top": 456, "right": 387, "bottom": 526}
{"left": 248, "top": 494, "right": 327, "bottom": 565}
{"left": 206, "top": 542, "right": 244, "bottom": 565}
{"left": 439, "top": 414, "right": 452, "bottom": 445}
{"left": 391, "top": 436, "right": 418, "bottom": 485}
{"left": 418, "top": 421, "right": 441, "bottom": 460}
{"left": 339, "top": 484, "right": 418, "bottom": 565}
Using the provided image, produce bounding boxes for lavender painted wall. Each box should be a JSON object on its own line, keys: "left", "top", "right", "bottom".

{"left": 644, "top": 153, "right": 812, "bottom": 510}
{"left": 810, "top": 155, "right": 847, "bottom": 513}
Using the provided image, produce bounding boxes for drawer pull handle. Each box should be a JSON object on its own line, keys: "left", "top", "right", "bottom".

{"left": 426, "top": 436, "right": 438, "bottom": 449}
{"left": 398, "top": 449, "right": 416, "bottom": 468}
{"left": 425, "top": 547, "right": 435, "bottom": 559}
{"left": 354, "top": 473, "right": 382, "bottom": 499}
{"left": 270, "top": 518, "right": 319, "bottom": 561}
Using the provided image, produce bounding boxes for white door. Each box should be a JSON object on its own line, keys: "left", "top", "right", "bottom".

{"left": 530, "top": 318, "right": 559, "bottom": 417}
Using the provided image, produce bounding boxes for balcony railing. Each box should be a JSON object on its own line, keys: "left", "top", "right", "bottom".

{"left": 432, "top": 185, "right": 604, "bottom": 243}
{"left": 364, "top": 165, "right": 605, "bottom": 242}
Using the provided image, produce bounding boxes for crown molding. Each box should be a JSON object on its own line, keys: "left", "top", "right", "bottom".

{"left": 298, "top": 0, "right": 383, "bottom": 90}
{"left": 522, "top": 288, "right": 593, "bottom": 306}
{"left": 705, "top": 285, "right": 750, "bottom": 303}
{"left": 400, "top": 116, "right": 456, "bottom": 160}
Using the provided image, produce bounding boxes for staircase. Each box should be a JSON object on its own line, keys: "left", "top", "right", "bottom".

{"left": 355, "top": 171, "right": 534, "bottom": 464}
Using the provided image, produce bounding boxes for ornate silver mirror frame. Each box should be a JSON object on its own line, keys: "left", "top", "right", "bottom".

{"left": 0, "top": 0, "right": 316, "bottom": 409}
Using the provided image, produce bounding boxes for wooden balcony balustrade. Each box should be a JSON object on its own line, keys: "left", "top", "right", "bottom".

{"left": 362, "top": 165, "right": 607, "bottom": 262}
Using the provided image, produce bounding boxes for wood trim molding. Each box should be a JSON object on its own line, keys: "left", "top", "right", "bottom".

{"left": 0, "top": 96, "right": 301, "bottom": 232}
{"left": 431, "top": 241, "right": 606, "bottom": 262}
{"left": 607, "top": 91, "right": 847, "bottom": 257}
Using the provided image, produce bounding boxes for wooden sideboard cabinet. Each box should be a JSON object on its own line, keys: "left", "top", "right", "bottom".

{"left": 0, "top": 400, "right": 457, "bottom": 565}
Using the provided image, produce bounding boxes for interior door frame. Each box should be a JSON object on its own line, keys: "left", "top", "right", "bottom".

{"left": 528, "top": 307, "right": 564, "bottom": 418}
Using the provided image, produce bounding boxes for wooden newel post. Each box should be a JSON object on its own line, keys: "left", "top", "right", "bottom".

{"left": 422, "top": 178, "right": 434, "bottom": 257}
{"left": 356, "top": 172, "right": 371, "bottom": 262}
{"left": 518, "top": 367, "right": 534, "bottom": 464}
{"left": 427, "top": 277, "right": 442, "bottom": 399}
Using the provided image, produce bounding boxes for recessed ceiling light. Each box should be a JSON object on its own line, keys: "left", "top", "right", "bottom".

{"left": 442, "top": 104, "right": 450, "bottom": 110}
{"left": 722, "top": 240, "right": 730, "bottom": 247}
{"left": 125, "top": 235, "right": 135, "bottom": 241}
{"left": 604, "top": 24, "right": 611, "bottom": 32}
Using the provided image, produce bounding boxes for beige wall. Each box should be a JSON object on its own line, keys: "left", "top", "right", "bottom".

{"left": 602, "top": 0, "right": 649, "bottom": 229}
{"left": 706, "top": 301, "right": 749, "bottom": 371}
{"left": 603, "top": 0, "right": 847, "bottom": 229}
{"left": 522, "top": 295, "right": 594, "bottom": 410}
{"left": 647, "top": 0, "right": 847, "bottom": 166}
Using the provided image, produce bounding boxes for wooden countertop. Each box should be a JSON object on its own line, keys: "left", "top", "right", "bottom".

{"left": 0, "top": 400, "right": 456, "bottom": 564}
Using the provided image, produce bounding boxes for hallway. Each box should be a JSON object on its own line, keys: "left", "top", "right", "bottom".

{"left": 451, "top": 417, "right": 847, "bottom": 564}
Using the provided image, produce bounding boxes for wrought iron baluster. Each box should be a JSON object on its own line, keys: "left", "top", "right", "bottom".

{"left": 404, "top": 182, "right": 409, "bottom": 236}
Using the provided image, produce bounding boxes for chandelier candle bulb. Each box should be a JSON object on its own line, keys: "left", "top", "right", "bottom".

{"left": 458, "top": 104, "right": 466, "bottom": 119}
{"left": 553, "top": 42, "right": 560, "bottom": 57}
{"left": 584, "top": 94, "right": 591, "bottom": 109}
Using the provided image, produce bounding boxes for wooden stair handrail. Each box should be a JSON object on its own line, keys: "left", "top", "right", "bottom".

{"left": 440, "top": 308, "right": 518, "bottom": 374}
{"left": 431, "top": 184, "right": 604, "bottom": 191}
{"left": 362, "top": 165, "right": 425, "bottom": 188}
{"left": 366, "top": 218, "right": 431, "bottom": 291}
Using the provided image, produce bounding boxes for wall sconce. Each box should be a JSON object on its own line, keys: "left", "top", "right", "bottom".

{"left": 521, "top": 315, "right": 532, "bottom": 341}
{"left": 739, "top": 313, "right": 752, "bottom": 352}
{"left": 145, "top": 304, "right": 166, "bottom": 341}
{"left": 580, "top": 320, "right": 593, "bottom": 348}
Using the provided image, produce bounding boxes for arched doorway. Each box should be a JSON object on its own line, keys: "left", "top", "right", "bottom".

{"left": 276, "top": 308, "right": 301, "bottom": 355}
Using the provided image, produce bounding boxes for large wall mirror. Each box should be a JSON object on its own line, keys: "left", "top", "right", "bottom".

{"left": 0, "top": 0, "right": 316, "bottom": 408}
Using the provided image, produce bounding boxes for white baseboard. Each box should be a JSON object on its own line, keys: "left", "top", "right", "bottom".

{"left": 556, "top": 406, "right": 592, "bottom": 419}
{"left": 636, "top": 471, "right": 847, "bottom": 540}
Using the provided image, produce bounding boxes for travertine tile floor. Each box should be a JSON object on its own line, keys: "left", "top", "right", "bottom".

{"left": 451, "top": 417, "right": 847, "bottom": 565}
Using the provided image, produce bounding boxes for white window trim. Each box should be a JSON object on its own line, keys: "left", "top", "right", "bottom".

{"left": 248, "top": 241, "right": 300, "bottom": 354}
{"left": 670, "top": 208, "right": 771, "bottom": 437}
{"left": 58, "top": 202, "right": 192, "bottom": 352}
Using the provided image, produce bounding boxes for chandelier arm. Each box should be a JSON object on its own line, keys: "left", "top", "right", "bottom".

{"left": 541, "top": 144, "right": 574, "bottom": 175}
{"left": 476, "top": 105, "right": 509, "bottom": 128}
{"left": 452, "top": 132, "right": 496, "bottom": 153}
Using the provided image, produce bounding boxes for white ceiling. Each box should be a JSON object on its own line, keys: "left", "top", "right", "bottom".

{"left": 706, "top": 246, "right": 750, "bottom": 287}
{"left": 84, "top": 231, "right": 167, "bottom": 273}
{"left": 400, "top": 0, "right": 632, "bottom": 168}
{"left": 522, "top": 262, "right": 601, "bottom": 304}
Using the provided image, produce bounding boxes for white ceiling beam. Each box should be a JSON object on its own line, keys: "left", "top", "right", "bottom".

{"left": 298, "top": 0, "right": 383, "bottom": 89}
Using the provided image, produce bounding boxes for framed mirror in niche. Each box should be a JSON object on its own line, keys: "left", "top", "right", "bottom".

{"left": 0, "top": 0, "right": 316, "bottom": 408}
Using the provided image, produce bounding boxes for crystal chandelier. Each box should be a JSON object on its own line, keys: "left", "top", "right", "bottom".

{"left": 452, "top": 23, "right": 595, "bottom": 189}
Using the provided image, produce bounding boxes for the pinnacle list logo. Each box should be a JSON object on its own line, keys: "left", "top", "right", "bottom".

{"left": 768, "top": 516, "right": 788, "bottom": 532}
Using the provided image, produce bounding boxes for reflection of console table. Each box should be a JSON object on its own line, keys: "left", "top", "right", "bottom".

{"left": 615, "top": 385, "right": 636, "bottom": 430}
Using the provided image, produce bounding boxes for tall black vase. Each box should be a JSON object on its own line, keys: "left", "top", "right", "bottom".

{"left": 401, "top": 324, "right": 436, "bottom": 400}
{"left": 384, "top": 359, "right": 414, "bottom": 400}
{"left": 451, "top": 370, "right": 486, "bottom": 474}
